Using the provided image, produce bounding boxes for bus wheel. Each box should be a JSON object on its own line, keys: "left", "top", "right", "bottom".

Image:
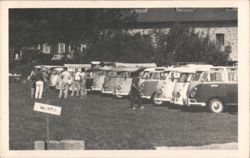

{"left": 152, "top": 93, "right": 163, "bottom": 105}
{"left": 208, "top": 99, "right": 224, "bottom": 113}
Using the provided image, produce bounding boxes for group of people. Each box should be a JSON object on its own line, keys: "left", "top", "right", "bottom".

{"left": 58, "top": 67, "right": 87, "bottom": 99}
{"left": 28, "top": 67, "right": 50, "bottom": 99}
{"left": 28, "top": 66, "right": 144, "bottom": 109}
{"left": 28, "top": 66, "right": 87, "bottom": 99}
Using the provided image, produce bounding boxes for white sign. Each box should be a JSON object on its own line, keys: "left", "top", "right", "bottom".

{"left": 34, "top": 102, "right": 62, "bottom": 116}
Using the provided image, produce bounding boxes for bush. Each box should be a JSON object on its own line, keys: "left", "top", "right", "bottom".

{"left": 154, "top": 24, "right": 231, "bottom": 66}
{"left": 85, "top": 31, "right": 155, "bottom": 63}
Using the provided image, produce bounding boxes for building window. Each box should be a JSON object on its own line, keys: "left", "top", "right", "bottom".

{"left": 216, "top": 33, "right": 225, "bottom": 46}
{"left": 58, "top": 43, "right": 65, "bottom": 54}
{"left": 43, "top": 43, "right": 50, "bottom": 54}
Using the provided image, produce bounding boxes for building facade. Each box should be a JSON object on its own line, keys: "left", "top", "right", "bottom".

{"left": 128, "top": 8, "right": 238, "bottom": 61}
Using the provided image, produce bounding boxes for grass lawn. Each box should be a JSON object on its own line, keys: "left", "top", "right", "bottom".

{"left": 9, "top": 82, "right": 237, "bottom": 150}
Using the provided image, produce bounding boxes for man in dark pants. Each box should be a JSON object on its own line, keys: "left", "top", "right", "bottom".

{"left": 129, "top": 73, "right": 144, "bottom": 109}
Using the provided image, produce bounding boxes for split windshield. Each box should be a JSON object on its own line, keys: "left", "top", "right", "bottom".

{"left": 192, "top": 72, "right": 202, "bottom": 81}
{"left": 178, "top": 73, "right": 192, "bottom": 82}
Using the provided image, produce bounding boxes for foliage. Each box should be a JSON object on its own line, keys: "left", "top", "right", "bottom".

{"left": 154, "top": 24, "right": 231, "bottom": 66}
{"left": 9, "top": 9, "right": 136, "bottom": 52}
{"left": 84, "top": 31, "right": 155, "bottom": 63}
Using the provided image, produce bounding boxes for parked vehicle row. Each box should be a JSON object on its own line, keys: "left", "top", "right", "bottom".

{"left": 45, "top": 62, "right": 238, "bottom": 113}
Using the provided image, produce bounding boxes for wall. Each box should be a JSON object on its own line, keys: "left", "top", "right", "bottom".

{"left": 127, "top": 26, "right": 238, "bottom": 61}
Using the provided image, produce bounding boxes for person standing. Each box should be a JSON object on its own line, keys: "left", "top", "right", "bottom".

{"left": 28, "top": 68, "right": 37, "bottom": 99}
{"left": 34, "top": 68, "right": 44, "bottom": 99}
{"left": 129, "top": 73, "right": 143, "bottom": 109}
{"left": 80, "top": 68, "right": 87, "bottom": 98}
{"left": 42, "top": 67, "right": 49, "bottom": 93}
{"left": 58, "top": 67, "right": 71, "bottom": 99}
{"left": 71, "top": 68, "right": 82, "bottom": 96}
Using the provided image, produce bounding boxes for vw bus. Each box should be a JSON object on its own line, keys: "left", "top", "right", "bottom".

{"left": 101, "top": 67, "right": 121, "bottom": 94}
{"left": 171, "top": 64, "right": 213, "bottom": 105}
{"left": 184, "top": 66, "right": 238, "bottom": 113}
{"left": 139, "top": 67, "right": 168, "bottom": 100}
{"left": 91, "top": 66, "right": 113, "bottom": 91}
{"left": 153, "top": 67, "right": 181, "bottom": 105}
{"left": 112, "top": 67, "right": 142, "bottom": 98}
{"left": 86, "top": 68, "right": 100, "bottom": 91}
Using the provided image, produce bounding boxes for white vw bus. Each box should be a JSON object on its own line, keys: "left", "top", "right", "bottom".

{"left": 139, "top": 67, "right": 168, "bottom": 100}
{"left": 152, "top": 66, "right": 181, "bottom": 105}
{"left": 91, "top": 66, "right": 113, "bottom": 91}
{"left": 171, "top": 64, "right": 214, "bottom": 105}
{"left": 113, "top": 67, "right": 142, "bottom": 98}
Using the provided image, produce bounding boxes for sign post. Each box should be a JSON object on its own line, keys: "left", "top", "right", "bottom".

{"left": 46, "top": 114, "right": 50, "bottom": 150}
{"left": 34, "top": 102, "right": 62, "bottom": 150}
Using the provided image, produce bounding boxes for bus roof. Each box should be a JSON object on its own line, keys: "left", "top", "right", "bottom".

{"left": 114, "top": 62, "right": 157, "bottom": 68}
{"left": 143, "top": 67, "right": 168, "bottom": 72}
{"left": 111, "top": 67, "right": 140, "bottom": 72}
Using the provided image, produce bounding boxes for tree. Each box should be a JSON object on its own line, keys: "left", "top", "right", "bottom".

{"left": 154, "top": 23, "right": 231, "bottom": 66}
{"left": 83, "top": 31, "right": 155, "bottom": 63}
{"left": 9, "top": 9, "right": 136, "bottom": 53}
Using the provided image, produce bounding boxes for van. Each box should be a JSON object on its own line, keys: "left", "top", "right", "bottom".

{"left": 139, "top": 67, "right": 168, "bottom": 100}
{"left": 184, "top": 66, "right": 238, "bottom": 113}
{"left": 92, "top": 67, "right": 112, "bottom": 91}
{"left": 171, "top": 64, "right": 213, "bottom": 105}
{"left": 113, "top": 67, "right": 142, "bottom": 98}
{"left": 153, "top": 67, "right": 181, "bottom": 105}
{"left": 101, "top": 68, "right": 121, "bottom": 94}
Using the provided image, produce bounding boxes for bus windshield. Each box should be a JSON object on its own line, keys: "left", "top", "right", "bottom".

{"left": 152, "top": 72, "right": 162, "bottom": 80}
{"left": 160, "top": 71, "right": 169, "bottom": 80}
{"left": 141, "top": 71, "right": 152, "bottom": 79}
{"left": 119, "top": 72, "right": 129, "bottom": 78}
{"left": 178, "top": 73, "right": 189, "bottom": 82}
{"left": 192, "top": 72, "right": 202, "bottom": 81}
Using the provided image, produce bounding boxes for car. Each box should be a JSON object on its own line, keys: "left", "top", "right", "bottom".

{"left": 112, "top": 67, "right": 142, "bottom": 98}
{"left": 85, "top": 68, "right": 100, "bottom": 91}
{"left": 101, "top": 67, "right": 121, "bottom": 94}
{"left": 91, "top": 66, "right": 113, "bottom": 91}
{"left": 171, "top": 64, "right": 213, "bottom": 106}
{"left": 139, "top": 67, "right": 168, "bottom": 101}
{"left": 152, "top": 66, "right": 181, "bottom": 105}
{"left": 184, "top": 66, "right": 238, "bottom": 113}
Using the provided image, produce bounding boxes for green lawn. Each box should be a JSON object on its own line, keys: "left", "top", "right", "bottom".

{"left": 9, "top": 83, "right": 237, "bottom": 150}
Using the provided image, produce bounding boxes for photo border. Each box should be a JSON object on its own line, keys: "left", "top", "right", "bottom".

{"left": 1, "top": 1, "right": 249, "bottom": 158}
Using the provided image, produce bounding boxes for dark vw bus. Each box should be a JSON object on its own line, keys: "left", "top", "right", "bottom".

{"left": 184, "top": 67, "right": 238, "bottom": 113}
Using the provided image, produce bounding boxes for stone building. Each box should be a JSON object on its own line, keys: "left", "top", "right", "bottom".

{"left": 36, "top": 8, "right": 237, "bottom": 62}
{"left": 128, "top": 8, "right": 238, "bottom": 61}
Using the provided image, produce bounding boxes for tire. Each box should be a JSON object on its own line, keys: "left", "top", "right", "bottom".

{"left": 208, "top": 98, "right": 224, "bottom": 113}
{"left": 152, "top": 93, "right": 163, "bottom": 105}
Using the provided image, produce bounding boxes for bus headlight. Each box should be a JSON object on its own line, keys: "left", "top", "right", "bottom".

{"left": 118, "top": 85, "right": 121, "bottom": 90}
{"left": 189, "top": 87, "right": 197, "bottom": 98}
{"left": 158, "top": 89, "right": 163, "bottom": 95}
{"left": 176, "top": 91, "right": 181, "bottom": 98}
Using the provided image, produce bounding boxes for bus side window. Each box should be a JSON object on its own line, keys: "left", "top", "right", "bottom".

{"left": 202, "top": 72, "right": 208, "bottom": 82}
{"left": 228, "top": 72, "right": 238, "bottom": 82}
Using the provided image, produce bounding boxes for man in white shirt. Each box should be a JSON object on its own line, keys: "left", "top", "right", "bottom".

{"left": 58, "top": 67, "right": 71, "bottom": 99}
{"left": 71, "top": 68, "right": 82, "bottom": 96}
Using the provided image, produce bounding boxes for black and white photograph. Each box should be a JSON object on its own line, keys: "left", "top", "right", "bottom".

{"left": 0, "top": 1, "right": 249, "bottom": 158}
